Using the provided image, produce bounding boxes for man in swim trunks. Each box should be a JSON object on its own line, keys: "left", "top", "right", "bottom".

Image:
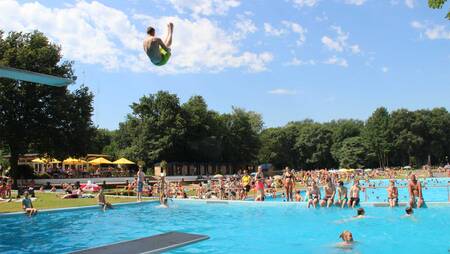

{"left": 143, "top": 23, "right": 173, "bottom": 66}
{"left": 408, "top": 174, "right": 424, "bottom": 208}
{"left": 336, "top": 181, "right": 348, "bottom": 208}
{"left": 387, "top": 179, "right": 398, "bottom": 207}
{"left": 320, "top": 177, "right": 336, "bottom": 208}
{"left": 307, "top": 181, "right": 320, "bottom": 208}
{"left": 136, "top": 167, "right": 145, "bottom": 202}
{"left": 348, "top": 180, "right": 361, "bottom": 208}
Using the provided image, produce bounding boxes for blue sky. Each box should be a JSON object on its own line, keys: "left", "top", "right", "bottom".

{"left": 1, "top": 0, "right": 449, "bottom": 130}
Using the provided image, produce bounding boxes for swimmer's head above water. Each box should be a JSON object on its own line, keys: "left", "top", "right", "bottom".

{"left": 339, "top": 230, "right": 354, "bottom": 243}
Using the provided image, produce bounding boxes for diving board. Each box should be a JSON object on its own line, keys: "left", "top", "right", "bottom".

{"left": 0, "top": 66, "right": 73, "bottom": 87}
{"left": 71, "top": 232, "right": 209, "bottom": 254}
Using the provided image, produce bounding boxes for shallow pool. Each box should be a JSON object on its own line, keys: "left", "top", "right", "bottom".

{"left": 0, "top": 200, "right": 449, "bottom": 254}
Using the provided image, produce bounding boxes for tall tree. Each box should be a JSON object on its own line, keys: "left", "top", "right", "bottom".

{"left": 428, "top": 0, "right": 450, "bottom": 20}
{"left": 0, "top": 30, "right": 94, "bottom": 182}
{"left": 364, "top": 107, "right": 392, "bottom": 168}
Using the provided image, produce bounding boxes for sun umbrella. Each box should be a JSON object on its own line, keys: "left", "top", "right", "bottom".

{"left": 63, "top": 157, "right": 81, "bottom": 165}
{"left": 49, "top": 158, "right": 61, "bottom": 164}
{"left": 213, "top": 174, "right": 224, "bottom": 178}
{"left": 113, "top": 158, "right": 135, "bottom": 165}
{"left": 31, "top": 158, "right": 46, "bottom": 164}
{"left": 89, "top": 157, "right": 113, "bottom": 165}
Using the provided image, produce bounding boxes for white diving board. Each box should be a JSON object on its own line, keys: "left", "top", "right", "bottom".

{"left": 71, "top": 232, "right": 209, "bottom": 254}
{"left": 0, "top": 66, "right": 73, "bottom": 87}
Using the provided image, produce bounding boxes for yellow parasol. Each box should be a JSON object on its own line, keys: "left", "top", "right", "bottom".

{"left": 113, "top": 158, "right": 135, "bottom": 165}
{"left": 89, "top": 157, "right": 113, "bottom": 165}
{"left": 32, "top": 158, "right": 46, "bottom": 164}
{"left": 63, "top": 157, "right": 84, "bottom": 165}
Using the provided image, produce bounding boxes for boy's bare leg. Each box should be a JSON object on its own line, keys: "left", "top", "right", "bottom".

{"left": 163, "top": 23, "right": 173, "bottom": 48}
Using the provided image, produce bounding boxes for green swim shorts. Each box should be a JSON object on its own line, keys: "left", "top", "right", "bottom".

{"left": 154, "top": 47, "right": 171, "bottom": 66}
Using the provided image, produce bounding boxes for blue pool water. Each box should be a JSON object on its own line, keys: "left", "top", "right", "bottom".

{"left": 0, "top": 200, "right": 449, "bottom": 254}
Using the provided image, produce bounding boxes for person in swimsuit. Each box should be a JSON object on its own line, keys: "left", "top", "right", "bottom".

{"left": 294, "top": 190, "right": 303, "bottom": 202}
{"left": 320, "top": 177, "right": 336, "bottom": 208}
{"left": 97, "top": 188, "right": 113, "bottom": 211}
{"left": 254, "top": 166, "right": 265, "bottom": 201}
{"left": 307, "top": 181, "right": 320, "bottom": 208}
{"left": 143, "top": 23, "right": 173, "bottom": 66}
{"left": 348, "top": 180, "right": 361, "bottom": 208}
{"left": 22, "top": 191, "right": 37, "bottom": 217}
{"left": 241, "top": 170, "right": 251, "bottom": 200}
{"left": 336, "top": 181, "right": 348, "bottom": 208}
{"left": 354, "top": 208, "right": 365, "bottom": 218}
{"left": 136, "top": 167, "right": 145, "bottom": 202}
{"left": 283, "top": 167, "right": 295, "bottom": 202}
{"left": 408, "top": 174, "right": 424, "bottom": 208}
{"left": 387, "top": 179, "right": 398, "bottom": 207}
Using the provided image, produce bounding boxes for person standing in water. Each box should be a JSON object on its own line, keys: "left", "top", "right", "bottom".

{"left": 143, "top": 23, "right": 174, "bottom": 66}
{"left": 136, "top": 167, "right": 145, "bottom": 202}
{"left": 408, "top": 174, "right": 424, "bottom": 208}
{"left": 387, "top": 179, "right": 398, "bottom": 207}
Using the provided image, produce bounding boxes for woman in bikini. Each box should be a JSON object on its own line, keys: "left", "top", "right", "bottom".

{"left": 387, "top": 179, "right": 398, "bottom": 207}
{"left": 283, "top": 167, "right": 295, "bottom": 202}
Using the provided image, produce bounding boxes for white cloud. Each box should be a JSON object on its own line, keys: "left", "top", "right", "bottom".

{"left": 411, "top": 21, "right": 450, "bottom": 40}
{"left": 324, "top": 56, "right": 348, "bottom": 67}
{"left": 381, "top": 66, "right": 389, "bottom": 73}
{"left": 404, "top": 0, "right": 415, "bottom": 8}
{"left": 344, "top": 0, "right": 367, "bottom": 5}
{"left": 282, "top": 21, "right": 307, "bottom": 45}
{"left": 268, "top": 89, "right": 298, "bottom": 95}
{"left": 263, "top": 23, "right": 286, "bottom": 37}
{"left": 291, "top": 0, "right": 319, "bottom": 8}
{"left": 285, "top": 57, "right": 316, "bottom": 66}
{"left": 168, "top": 0, "right": 240, "bottom": 17}
{"left": 0, "top": 0, "right": 272, "bottom": 74}
{"left": 232, "top": 15, "right": 257, "bottom": 40}
{"left": 321, "top": 26, "right": 361, "bottom": 54}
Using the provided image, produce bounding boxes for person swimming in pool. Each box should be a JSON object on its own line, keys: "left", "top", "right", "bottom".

{"left": 336, "top": 230, "right": 355, "bottom": 248}
{"left": 320, "top": 177, "right": 335, "bottom": 208}
{"left": 307, "top": 181, "right": 320, "bottom": 208}
{"left": 408, "top": 174, "right": 424, "bottom": 208}
{"left": 335, "top": 181, "right": 348, "bottom": 208}
{"left": 354, "top": 208, "right": 365, "bottom": 218}
{"left": 387, "top": 179, "right": 398, "bottom": 207}
{"left": 348, "top": 180, "right": 361, "bottom": 208}
{"left": 143, "top": 23, "right": 173, "bottom": 66}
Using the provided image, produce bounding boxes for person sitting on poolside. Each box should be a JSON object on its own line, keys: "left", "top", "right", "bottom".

{"left": 22, "top": 191, "right": 37, "bottom": 217}
{"left": 97, "top": 188, "right": 113, "bottom": 211}
{"left": 408, "top": 174, "right": 424, "bottom": 208}
{"left": 307, "top": 181, "right": 321, "bottom": 208}
{"left": 143, "top": 23, "right": 173, "bottom": 66}
{"left": 335, "top": 181, "right": 348, "bottom": 208}
{"left": 294, "top": 190, "right": 303, "bottom": 202}
{"left": 336, "top": 230, "right": 354, "bottom": 248}
{"left": 320, "top": 177, "right": 336, "bottom": 208}
{"left": 387, "top": 179, "right": 398, "bottom": 207}
{"left": 348, "top": 180, "right": 361, "bottom": 208}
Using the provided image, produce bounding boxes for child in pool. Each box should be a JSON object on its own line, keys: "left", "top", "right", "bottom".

{"left": 336, "top": 230, "right": 355, "bottom": 248}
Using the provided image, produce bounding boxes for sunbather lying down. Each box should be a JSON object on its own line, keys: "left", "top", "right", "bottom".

{"left": 143, "top": 23, "right": 173, "bottom": 66}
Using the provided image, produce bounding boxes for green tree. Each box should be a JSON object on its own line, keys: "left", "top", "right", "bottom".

{"left": 335, "top": 137, "right": 368, "bottom": 168}
{"left": 0, "top": 30, "right": 94, "bottom": 182}
{"left": 428, "top": 0, "right": 450, "bottom": 20}
{"left": 364, "top": 107, "right": 392, "bottom": 168}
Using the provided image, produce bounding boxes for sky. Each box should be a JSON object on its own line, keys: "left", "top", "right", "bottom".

{"left": 1, "top": 0, "right": 449, "bottom": 130}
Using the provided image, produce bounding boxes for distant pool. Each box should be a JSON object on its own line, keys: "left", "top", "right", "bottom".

{"left": 0, "top": 200, "right": 449, "bottom": 254}
{"left": 267, "top": 177, "right": 450, "bottom": 202}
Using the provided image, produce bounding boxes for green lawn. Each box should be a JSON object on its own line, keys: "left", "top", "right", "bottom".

{"left": 0, "top": 192, "right": 151, "bottom": 213}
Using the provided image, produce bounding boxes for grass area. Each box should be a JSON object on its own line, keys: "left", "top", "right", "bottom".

{"left": 0, "top": 192, "right": 148, "bottom": 213}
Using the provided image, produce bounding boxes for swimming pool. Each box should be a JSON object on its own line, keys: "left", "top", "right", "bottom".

{"left": 0, "top": 200, "right": 449, "bottom": 254}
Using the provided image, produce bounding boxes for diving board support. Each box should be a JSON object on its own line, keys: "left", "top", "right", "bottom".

{"left": 71, "top": 231, "right": 209, "bottom": 254}
{"left": 0, "top": 66, "right": 73, "bottom": 87}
